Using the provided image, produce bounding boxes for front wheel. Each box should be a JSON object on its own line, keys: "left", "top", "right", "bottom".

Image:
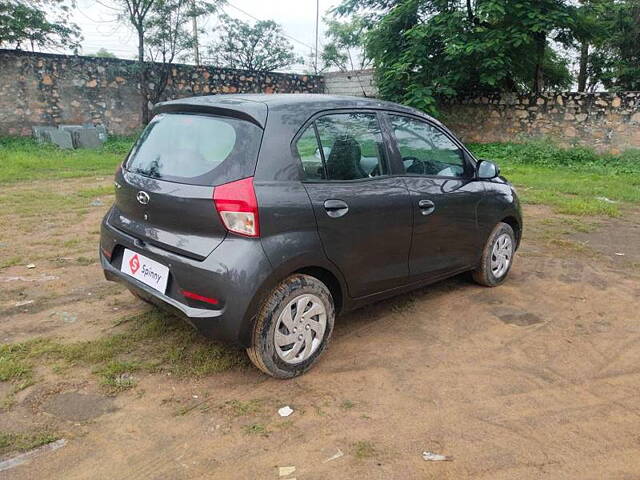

{"left": 472, "top": 222, "right": 516, "bottom": 287}
{"left": 246, "top": 274, "right": 335, "bottom": 378}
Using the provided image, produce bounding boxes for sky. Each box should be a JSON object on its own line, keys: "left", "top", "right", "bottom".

{"left": 70, "top": 0, "right": 339, "bottom": 72}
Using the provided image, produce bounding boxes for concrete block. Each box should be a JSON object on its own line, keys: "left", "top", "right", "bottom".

{"left": 59, "top": 125, "right": 84, "bottom": 133}
{"left": 72, "top": 128, "right": 101, "bottom": 149}
{"left": 94, "top": 124, "right": 108, "bottom": 143}
{"left": 47, "top": 129, "right": 74, "bottom": 149}
{"left": 32, "top": 126, "right": 57, "bottom": 143}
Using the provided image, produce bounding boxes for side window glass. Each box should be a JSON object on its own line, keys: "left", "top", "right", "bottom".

{"left": 315, "top": 113, "right": 388, "bottom": 181}
{"left": 389, "top": 115, "right": 467, "bottom": 178}
{"left": 295, "top": 125, "right": 325, "bottom": 180}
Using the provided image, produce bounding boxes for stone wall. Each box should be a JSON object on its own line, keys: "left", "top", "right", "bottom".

{"left": 323, "top": 68, "right": 640, "bottom": 152}
{"left": 0, "top": 50, "right": 323, "bottom": 136}
{"left": 2, "top": 52, "right": 639, "bottom": 152}
{"left": 439, "top": 92, "right": 640, "bottom": 153}
{"left": 323, "top": 69, "right": 377, "bottom": 97}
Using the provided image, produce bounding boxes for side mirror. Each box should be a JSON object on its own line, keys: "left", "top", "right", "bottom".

{"left": 477, "top": 160, "right": 500, "bottom": 180}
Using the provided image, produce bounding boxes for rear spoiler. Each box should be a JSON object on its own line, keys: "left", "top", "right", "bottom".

{"left": 153, "top": 98, "right": 267, "bottom": 129}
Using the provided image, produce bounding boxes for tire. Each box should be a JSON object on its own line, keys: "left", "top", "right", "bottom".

{"left": 472, "top": 222, "right": 516, "bottom": 287}
{"left": 247, "top": 274, "right": 335, "bottom": 379}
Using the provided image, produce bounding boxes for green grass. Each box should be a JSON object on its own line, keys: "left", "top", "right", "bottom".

{"left": 243, "top": 423, "right": 268, "bottom": 436}
{"left": 352, "top": 440, "right": 376, "bottom": 459}
{"left": 77, "top": 185, "right": 115, "bottom": 198}
{"left": 94, "top": 360, "right": 141, "bottom": 394}
{"left": 0, "top": 356, "right": 32, "bottom": 383}
{"left": 469, "top": 141, "right": 640, "bottom": 216}
{"left": 0, "top": 255, "right": 23, "bottom": 269}
{"left": 0, "top": 430, "right": 60, "bottom": 457}
{"left": 76, "top": 256, "right": 96, "bottom": 266}
{"left": 341, "top": 399, "right": 355, "bottom": 410}
{"left": 1, "top": 135, "right": 638, "bottom": 219}
{"left": 225, "top": 399, "right": 264, "bottom": 417}
{"left": 0, "top": 310, "right": 248, "bottom": 398}
{"left": 0, "top": 341, "right": 47, "bottom": 383}
{"left": 0, "top": 136, "right": 134, "bottom": 184}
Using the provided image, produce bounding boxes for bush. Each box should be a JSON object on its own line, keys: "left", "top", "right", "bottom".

{"left": 469, "top": 140, "right": 640, "bottom": 174}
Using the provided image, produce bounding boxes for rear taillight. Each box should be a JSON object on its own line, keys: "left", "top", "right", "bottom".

{"left": 213, "top": 177, "right": 260, "bottom": 237}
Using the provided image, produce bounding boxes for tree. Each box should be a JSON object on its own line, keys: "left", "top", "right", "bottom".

{"left": 597, "top": 0, "right": 640, "bottom": 91}
{"left": 144, "top": 0, "right": 218, "bottom": 104}
{"left": 572, "top": 0, "right": 610, "bottom": 91}
{"left": 206, "top": 15, "right": 301, "bottom": 72}
{"left": 568, "top": 0, "right": 640, "bottom": 92}
{"left": 0, "top": 0, "right": 81, "bottom": 51}
{"left": 93, "top": 47, "right": 116, "bottom": 58}
{"left": 113, "top": 0, "right": 156, "bottom": 123}
{"left": 334, "top": 0, "right": 574, "bottom": 113}
{"left": 506, "top": 0, "right": 573, "bottom": 93}
{"left": 321, "top": 15, "right": 371, "bottom": 72}
{"left": 113, "top": 0, "right": 218, "bottom": 124}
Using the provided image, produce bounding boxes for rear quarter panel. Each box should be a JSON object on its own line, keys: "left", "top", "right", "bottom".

{"left": 252, "top": 107, "right": 349, "bottom": 312}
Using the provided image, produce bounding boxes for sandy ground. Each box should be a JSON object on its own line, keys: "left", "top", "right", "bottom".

{"left": 1, "top": 178, "right": 640, "bottom": 480}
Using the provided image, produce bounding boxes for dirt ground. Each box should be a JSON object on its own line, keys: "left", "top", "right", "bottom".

{"left": 1, "top": 177, "right": 640, "bottom": 479}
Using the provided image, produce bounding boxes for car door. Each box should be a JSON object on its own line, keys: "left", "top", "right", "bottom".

{"left": 384, "top": 113, "right": 485, "bottom": 281}
{"left": 295, "top": 111, "right": 413, "bottom": 298}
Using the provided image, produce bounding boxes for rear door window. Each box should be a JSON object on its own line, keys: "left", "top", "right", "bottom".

{"left": 296, "top": 125, "right": 325, "bottom": 180}
{"left": 295, "top": 113, "right": 389, "bottom": 181}
{"left": 126, "top": 113, "right": 262, "bottom": 185}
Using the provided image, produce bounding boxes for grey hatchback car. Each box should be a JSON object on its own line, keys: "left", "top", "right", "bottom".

{"left": 100, "top": 94, "right": 522, "bottom": 378}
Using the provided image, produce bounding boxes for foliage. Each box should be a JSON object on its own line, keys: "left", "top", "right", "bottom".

{"left": 572, "top": 0, "right": 612, "bottom": 91}
{"left": 470, "top": 140, "right": 640, "bottom": 175}
{"left": 113, "top": 0, "right": 219, "bottom": 122}
{"left": 333, "top": 0, "right": 640, "bottom": 108}
{"left": 113, "top": 0, "right": 156, "bottom": 123}
{"left": 143, "top": 0, "right": 218, "bottom": 103}
{"left": 590, "top": 0, "right": 640, "bottom": 91}
{"left": 321, "top": 15, "right": 371, "bottom": 72}
{"left": 334, "top": 0, "right": 575, "bottom": 113}
{"left": 93, "top": 47, "right": 116, "bottom": 58}
{"left": 206, "top": 14, "right": 301, "bottom": 72}
{"left": 570, "top": 0, "right": 640, "bottom": 92}
{"left": 0, "top": 0, "right": 81, "bottom": 51}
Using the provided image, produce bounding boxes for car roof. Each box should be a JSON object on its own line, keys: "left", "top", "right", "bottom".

{"left": 153, "top": 94, "right": 435, "bottom": 129}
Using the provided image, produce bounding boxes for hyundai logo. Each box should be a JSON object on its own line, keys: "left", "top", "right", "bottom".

{"left": 137, "top": 191, "right": 150, "bottom": 205}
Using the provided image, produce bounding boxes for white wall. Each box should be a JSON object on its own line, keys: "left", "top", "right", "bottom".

{"left": 323, "top": 69, "right": 377, "bottom": 97}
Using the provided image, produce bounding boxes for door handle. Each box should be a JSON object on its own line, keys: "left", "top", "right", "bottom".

{"left": 418, "top": 199, "right": 435, "bottom": 216}
{"left": 323, "top": 199, "right": 349, "bottom": 218}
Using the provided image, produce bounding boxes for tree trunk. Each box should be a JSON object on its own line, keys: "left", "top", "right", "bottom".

{"left": 137, "top": 28, "right": 150, "bottom": 125}
{"left": 532, "top": 32, "right": 546, "bottom": 93}
{"left": 466, "top": 0, "right": 474, "bottom": 22}
{"left": 577, "top": 41, "right": 589, "bottom": 92}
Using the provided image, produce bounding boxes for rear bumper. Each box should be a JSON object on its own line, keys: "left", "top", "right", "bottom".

{"left": 100, "top": 213, "right": 273, "bottom": 346}
{"left": 101, "top": 253, "right": 222, "bottom": 321}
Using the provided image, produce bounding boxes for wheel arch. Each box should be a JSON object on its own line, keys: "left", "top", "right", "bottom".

{"left": 239, "top": 257, "right": 348, "bottom": 347}
{"left": 292, "top": 266, "right": 344, "bottom": 315}
{"left": 500, "top": 215, "right": 522, "bottom": 248}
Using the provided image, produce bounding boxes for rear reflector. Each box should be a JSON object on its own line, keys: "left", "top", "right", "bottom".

{"left": 181, "top": 289, "right": 219, "bottom": 305}
{"left": 213, "top": 177, "right": 260, "bottom": 237}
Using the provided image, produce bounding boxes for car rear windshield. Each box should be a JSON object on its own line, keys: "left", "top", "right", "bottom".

{"left": 125, "top": 113, "right": 262, "bottom": 186}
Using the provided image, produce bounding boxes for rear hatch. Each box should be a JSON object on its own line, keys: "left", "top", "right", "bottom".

{"left": 108, "top": 111, "right": 264, "bottom": 260}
